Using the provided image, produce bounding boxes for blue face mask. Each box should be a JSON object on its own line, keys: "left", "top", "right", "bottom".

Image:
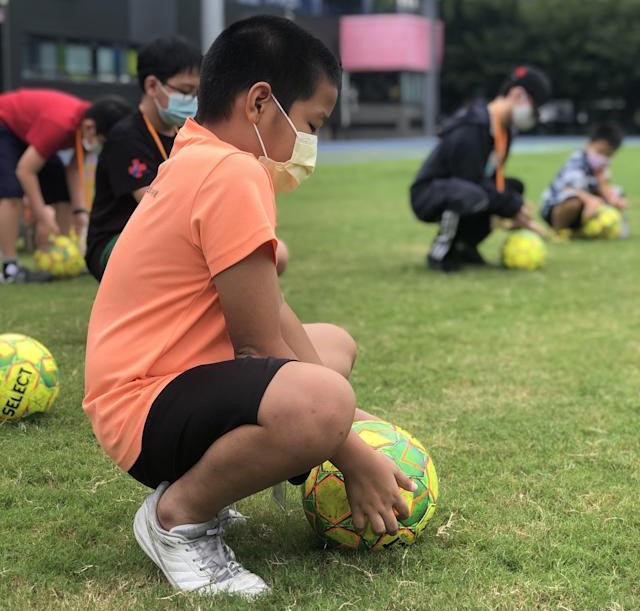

{"left": 155, "top": 82, "right": 198, "bottom": 127}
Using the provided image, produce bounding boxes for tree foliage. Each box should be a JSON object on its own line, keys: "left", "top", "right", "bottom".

{"left": 440, "top": 0, "right": 640, "bottom": 129}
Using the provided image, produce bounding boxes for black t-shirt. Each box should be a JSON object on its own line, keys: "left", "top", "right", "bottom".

{"left": 86, "top": 110, "right": 174, "bottom": 270}
{"left": 411, "top": 102, "right": 513, "bottom": 187}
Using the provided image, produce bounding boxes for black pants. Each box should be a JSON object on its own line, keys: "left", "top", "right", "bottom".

{"left": 410, "top": 177, "right": 524, "bottom": 261}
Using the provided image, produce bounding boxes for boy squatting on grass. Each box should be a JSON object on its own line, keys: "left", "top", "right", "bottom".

{"left": 540, "top": 122, "right": 629, "bottom": 232}
{"left": 83, "top": 15, "right": 416, "bottom": 598}
{"left": 409, "top": 65, "right": 551, "bottom": 273}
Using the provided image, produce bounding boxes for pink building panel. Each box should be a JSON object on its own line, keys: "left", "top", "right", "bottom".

{"left": 340, "top": 14, "right": 444, "bottom": 72}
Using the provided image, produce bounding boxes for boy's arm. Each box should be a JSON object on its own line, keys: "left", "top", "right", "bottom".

{"left": 512, "top": 206, "right": 548, "bottom": 238}
{"left": 218, "top": 257, "right": 325, "bottom": 365}
{"left": 214, "top": 242, "right": 297, "bottom": 360}
{"left": 15, "top": 146, "right": 60, "bottom": 239}
{"left": 598, "top": 182, "right": 628, "bottom": 209}
{"left": 64, "top": 156, "right": 90, "bottom": 239}
{"left": 279, "top": 301, "right": 323, "bottom": 365}
{"left": 570, "top": 188, "right": 606, "bottom": 219}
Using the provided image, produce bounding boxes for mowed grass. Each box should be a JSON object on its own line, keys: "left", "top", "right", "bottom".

{"left": 1, "top": 146, "right": 639, "bottom": 611}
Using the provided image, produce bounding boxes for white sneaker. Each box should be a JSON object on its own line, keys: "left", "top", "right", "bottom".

{"left": 133, "top": 482, "right": 269, "bottom": 597}
{"left": 217, "top": 506, "right": 248, "bottom": 532}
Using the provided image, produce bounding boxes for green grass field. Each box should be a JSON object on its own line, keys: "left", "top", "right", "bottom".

{"left": 1, "top": 147, "right": 639, "bottom": 610}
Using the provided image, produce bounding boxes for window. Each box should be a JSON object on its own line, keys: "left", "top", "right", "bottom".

{"left": 65, "top": 43, "right": 92, "bottom": 80}
{"left": 38, "top": 41, "right": 60, "bottom": 77}
{"left": 121, "top": 48, "right": 138, "bottom": 83}
{"left": 22, "top": 35, "right": 138, "bottom": 85}
{"left": 96, "top": 47, "right": 117, "bottom": 82}
{"left": 22, "top": 38, "right": 61, "bottom": 78}
{"left": 400, "top": 72, "right": 423, "bottom": 104}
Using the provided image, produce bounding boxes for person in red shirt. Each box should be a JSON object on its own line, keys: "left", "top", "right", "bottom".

{"left": 0, "top": 89, "right": 132, "bottom": 283}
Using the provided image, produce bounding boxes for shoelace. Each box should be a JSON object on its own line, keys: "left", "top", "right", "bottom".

{"left": 185, "top": 526, "right": 244, "bottom": 579}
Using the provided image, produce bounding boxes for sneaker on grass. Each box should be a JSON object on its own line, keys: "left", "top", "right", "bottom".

{"left": 133, "top": 482, "right": 268, "bottom": 597}
{"left": 1, "top": 261, "right": 52, "bottom": 284}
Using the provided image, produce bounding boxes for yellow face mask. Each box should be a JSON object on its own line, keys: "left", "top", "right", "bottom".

{"left": 253, "top": 93, "right": 317, "bottom": 193}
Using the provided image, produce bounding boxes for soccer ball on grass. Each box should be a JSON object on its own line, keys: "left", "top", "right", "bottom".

{"left": 302, "top": 419, "right": 439, "bottom": 551}
{"left": 501, "top": 229, "right": 547, "bottom": 270}
{"left": 34, "top": 235, "right": 86, "bottom": 278}
{"left": 0, "top": 333, "right": 60, "bottom": 421}
{"left": 577, "top": 205, "right": 622, "bottom": 239}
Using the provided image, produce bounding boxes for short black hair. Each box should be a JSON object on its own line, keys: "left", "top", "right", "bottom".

{"left": 137, "top": 35, "right": 202, "bottom": 91}
{"left": 498, "top": 65, "right": 551, "bottom": 108}
{"left": 197, "top": 15, "right": 341, "bottom": 123}
{"left": 589, "top": 122, "right": 624, "bottom": 150}
{"left": 85, "top": 96, "right": 133, "bottom": 136}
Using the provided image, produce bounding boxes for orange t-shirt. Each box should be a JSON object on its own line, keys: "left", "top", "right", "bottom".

{"left": 83, "top": 118, "right": 277, "bottom": 471}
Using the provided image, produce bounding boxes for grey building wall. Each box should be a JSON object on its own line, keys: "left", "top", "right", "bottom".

{"left": 1, "top": 0, "right": 200, "bottom": 103}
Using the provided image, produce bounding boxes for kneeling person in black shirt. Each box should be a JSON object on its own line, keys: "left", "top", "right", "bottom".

{"left": 410, "top": 65, "right": 551, "bottom": 272}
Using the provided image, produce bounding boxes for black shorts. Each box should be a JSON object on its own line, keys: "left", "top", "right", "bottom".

{"left": 0, "top": 124, "right": 70, "bottom": 204}
{"left": 128, "top": 357, "right": 292, "bottom": 489}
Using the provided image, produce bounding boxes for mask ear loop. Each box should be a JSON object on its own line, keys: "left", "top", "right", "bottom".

{"left": 270, "top": 94, "right": 299, "bottom": 136}
{"left": 253, "top": 123, "right": 269, "bottom": 158}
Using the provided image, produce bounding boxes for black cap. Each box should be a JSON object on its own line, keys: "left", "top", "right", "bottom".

{"left": 508, "top": 65, "right": 551, "bottom": 107}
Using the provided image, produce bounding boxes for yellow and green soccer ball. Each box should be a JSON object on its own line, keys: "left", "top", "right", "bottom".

{"left": 302, "top": 420, "right": 439, "bottom": 551}
{"left": 578, "top": 204, "right": 622, "bottom": 239}
{"left": 0, "top": 333, "right": 60, "bottom": 421}
{"left": 501, "top": 229, "right": 547, "bottom": 270}
{"left": 34, "top": 235, "right": 86, "bottom": 278}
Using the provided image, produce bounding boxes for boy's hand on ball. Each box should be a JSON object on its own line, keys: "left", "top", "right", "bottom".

{"left": 341, "top": 446, "right": 415, "bottom": 536}
{"left": 611, "top": 196, "right": 629, "bottom": 209}
{"left": 35, "top": 207, "right": 60, "bottom": 248}
{"left": 513, "top": 209, "right": 548, "bottom": 239}
{"left": 582, "top": 194, "right": 605, "bottom": 219}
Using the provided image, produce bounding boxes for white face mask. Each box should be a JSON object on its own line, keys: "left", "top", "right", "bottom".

{"left": 512, "top": 102, "right": 536, "bottom": 131}
{"left": 587, "top": 150, "right": 610, "bottom": 172}
{"left": 82, "top": 136, "right": 102, "bottom": 155}
{"left": 253, "top": 94, "right": 317, "bottom": 193}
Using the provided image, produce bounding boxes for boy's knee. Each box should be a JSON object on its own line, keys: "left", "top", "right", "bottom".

{"left": 305, "top": 322, "right": 358, "bottom": 378}
{"left": 296, "top": 369, "right": 355, "bottom": 455}
{"left": 261, "top": 364, "right": 355, "bottom": 453}
{"left": 327, "top": 324, "right": 357, "bottom": 370}
{"left": 301, "top": 370, "right": 355, "bottom": 446}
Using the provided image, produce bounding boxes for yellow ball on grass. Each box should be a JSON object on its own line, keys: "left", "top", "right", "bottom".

{"left": 501, "top": 230, "right": 547, "bottom": 270}
{"left": 0, "top": 333, "right": 60, "bottom": 421}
